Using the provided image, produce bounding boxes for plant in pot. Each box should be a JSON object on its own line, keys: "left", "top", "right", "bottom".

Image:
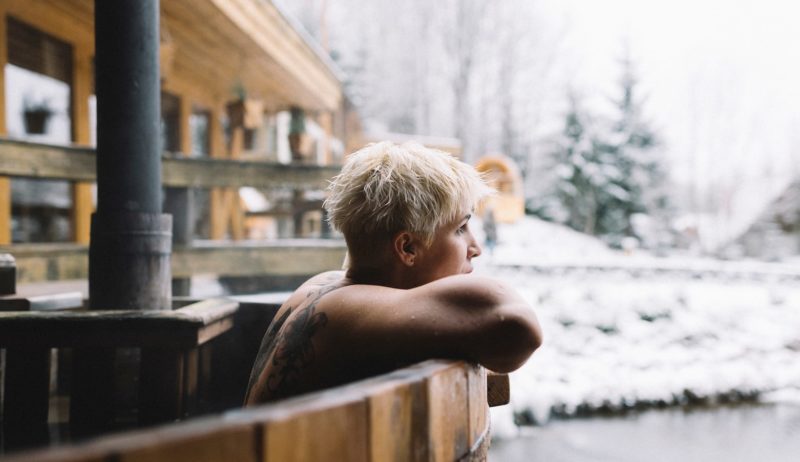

{"left": 226, "top": 84, "right": 264, "bottom": 130}
{"left": 288, "top": 106, "right": 308, "bottom": 163}
{"left": 22, "top": 96, "right": 54, "bottom": 135}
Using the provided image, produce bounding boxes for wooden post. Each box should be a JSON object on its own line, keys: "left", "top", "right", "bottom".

{"left": 209, "top": 109, "right": 245, "bottom": 241}
{"left": 226, "top": 128, "right": 244, "bottom": 240}
{"left": 319, "top": 111, "right": 333, "bottom": 165}
{"left": 3, "top": 348, "right": 51, "bottom": 450}
{"left": 209, "top": 105, "right": 226, "bottom": 240}
{"left": 139, "top": 348, "right": 185, "bottom": 425}
{"left": 165, "top": 94, "right": 194, "bottom": 295}
{"left": 0, "top": 9, "right": 11, "bottom": 245}
{"left": 71, "top": 48, "right": 94, "bottom": 244}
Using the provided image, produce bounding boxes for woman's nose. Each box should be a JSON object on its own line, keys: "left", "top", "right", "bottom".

{"left": 468, "top": 233, "right": 482, "bottom": 258}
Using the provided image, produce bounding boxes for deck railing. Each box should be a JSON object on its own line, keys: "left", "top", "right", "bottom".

{"left": 0, "top": 138, "right": 347, "bottom": 284}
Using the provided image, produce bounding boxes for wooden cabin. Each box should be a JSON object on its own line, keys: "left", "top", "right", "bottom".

{"left": 0, "top": 0, "right": 366, "bottom": 289}
{"left": 0, "top": 1, "right": 507, "bottom": 460}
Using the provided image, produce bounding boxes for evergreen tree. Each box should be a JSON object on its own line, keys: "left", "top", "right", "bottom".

{"left": 602, "top": 53, "right": 670, "bottom": 246}
{"left": 536, "top": 56, "right": 669, "bottom": 248}
{"left": 543, "top": 94, "right": 624, "bottom": 235}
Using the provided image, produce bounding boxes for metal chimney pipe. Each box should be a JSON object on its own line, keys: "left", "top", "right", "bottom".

{"left": 89, "top": 0, "right": 171, "bottom": 311}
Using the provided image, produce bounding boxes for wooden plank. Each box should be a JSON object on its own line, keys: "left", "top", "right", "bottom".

{"left": 0, "top": 291, "right": 83, "bottom": 311}
{"left": 71, "top": 48, "right": 92, "bottom": 145}
{"left": 3, "top": 414, "right": 257, "bottom": 462}
{"left": 0, "top": 139, "right": 342, "bottom": 188}
{"left": 467, "top": 365, "right": 489, "bottom": 448}
{"left": 183, "top": 347, "right": 199, "bottom": 417}
{"left": 69, "top": 347, "right": 116, "bottom": 439}
{"left": 114, "top": 418, "right": 257, "bottom": 462}
{"left": 367, "top": 377, "right": 429, "bottom": 462}
{"left": 487, "top": 372, "right": 510, "bottom": 407}
{"left": 71, "top": 47, "right": 93, "bottom": 244}
{"left": 264, "top": 395, "right": 369, "bottom": 462}
{"left": 0, "top": 9, "right": 8, "bottom": 246}
{"left": 319, "top": 111, "right": 333, "bottom": 165}
{"left": 209, "top": 105, "right": 225, "bottom": 239}
{"left": 0, "top": 140, "right": 96, "bottom": 180}
{"left": 139, "top": 348, "right": 186, "bottom": 426}
{"left": 2, "top": 347, "right": 51, "bottom": 451}
{"left": 0, "top": 4, "right": 7, "bottom": 136}
{"left": 170, "top": 241, "right": 346, "bottom": 278}
{"left": 0, "top": 178, "right": 10, "bottom": 245}
{"left": 6, "top": 360, "right": 479, "bottom": 462}
{"left": 0, "top": 299, "right": 238, "bottom": 349}
{"left": 164, "top": 156, "right": 341, "bottom": 189}
{"left": 5, "top": 240, "right": 347, "bottom": 283}
{"left": 3, "top": 447, "right": 107, "bottom": 462}
{"left": 426, "top": 362, "right": 470, "bottom": 462}
{"left": 0, "top": 252, "right": 15, "bottom": 294}
{"left": 179, "top": 94, "right": 192, "bottom": 156}
{"left": 71, "top": 183, "right": 93, "bottom": 244}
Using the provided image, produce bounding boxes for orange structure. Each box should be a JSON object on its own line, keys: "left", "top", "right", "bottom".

{"left": 475, "top": 155, "right": 525, "bottom": 223}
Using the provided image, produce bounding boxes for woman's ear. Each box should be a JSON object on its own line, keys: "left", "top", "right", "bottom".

{"left": 393, "top": 231, "right": 417, "bottom": 267}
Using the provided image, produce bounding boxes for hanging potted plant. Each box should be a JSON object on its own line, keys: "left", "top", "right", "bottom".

{"left": 288, "top": 106, "right": 308, "bottom": 163}
{"left": 226, "top": 83, "right": 264, "bottom": 130}
{"left": 23, "top": 97, "right": 53, "bottom": 135}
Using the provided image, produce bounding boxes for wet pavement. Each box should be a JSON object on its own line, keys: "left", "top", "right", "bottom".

{"left": 489, "top": 403, "right": 800, "bottom": 462}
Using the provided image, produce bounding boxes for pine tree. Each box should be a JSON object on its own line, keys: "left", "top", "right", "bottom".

{"left": 537, "top": 55, "right": 669, "bottom": 248}
{"left": 543, "top": 94, "right": 624, "bottom": 235}
{"left": 602, "top": 53, "right": 670, "bottom": 246}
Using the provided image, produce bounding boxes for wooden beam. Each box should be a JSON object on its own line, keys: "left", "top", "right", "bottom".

{"left": 170, "top": 240, "right": 346, "bottom": 278}
{"left": 179, "top": 94, "right": 192, "bottom": 155}
{"left": 6, "top": 240, "right": 347, "bottom": 283}
{"left": 319, "top": 111, "right": 333, "bottom": 165}
{"left": 0, "top": 139, "right": 341, "bottom": 189}
{"left": 0, "top": 5, "right": 7, "bottom": 136}
{"left": 0, "top": 8, "right": 11, "bottom": 245}
{"left": 487, "top": 372, "right": 511, "bottom": 407}
{"left": 71, "top": 48, "right": 93, "bottom": 244}
{"left": 5, "top": 0, "right": 94, "bottom": 52}
{"left": 209, "top": 105, "right": 226, "bottom": 240}
{"left": 0, "top": 298, "right": 238, "bottom": 349}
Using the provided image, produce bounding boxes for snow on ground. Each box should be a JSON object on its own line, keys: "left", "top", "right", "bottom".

{"left": 473, "top": 216, "right": 800, "bottom": 439}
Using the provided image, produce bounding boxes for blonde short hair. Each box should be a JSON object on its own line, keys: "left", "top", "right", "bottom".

{"left": 324, "top": 142, "right": 493, "bottom": 247}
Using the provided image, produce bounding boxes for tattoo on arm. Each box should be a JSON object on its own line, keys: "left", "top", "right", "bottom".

{"left": 245, "top": 307, "right": 293, "bottom": 401}
{"left": 250, "top": 279, "right": 344, "bottom": 402}
{"left": 265, "top": 301, "right": 328, "bottom": 398}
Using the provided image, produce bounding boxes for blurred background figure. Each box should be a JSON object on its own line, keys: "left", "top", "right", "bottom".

{"left": 483, "top": 205, "right": 497, "bottom": 256}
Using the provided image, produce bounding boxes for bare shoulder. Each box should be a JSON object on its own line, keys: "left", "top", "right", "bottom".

{"left": 320, "top": 273, "right": 524, "bottom": 313}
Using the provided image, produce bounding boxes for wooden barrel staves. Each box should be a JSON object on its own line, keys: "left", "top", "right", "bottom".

{"left": 4, "top": 361, "right": 506, "bottom": 461}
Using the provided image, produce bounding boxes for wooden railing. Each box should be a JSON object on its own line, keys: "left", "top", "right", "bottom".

{"left": 0, "top": 138, "right": 348, "bottom": 283}
{"left": 5, "top": 361, "right": 508, "bottom": 462}
{"left": 6, "top": 240, "right": 347, "bottom": 283}
{"left": 0, "top": 297, "right": 239, "bottom": 450}
{"left": 0, "top": 138, "right": 341, "bottom": 188}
